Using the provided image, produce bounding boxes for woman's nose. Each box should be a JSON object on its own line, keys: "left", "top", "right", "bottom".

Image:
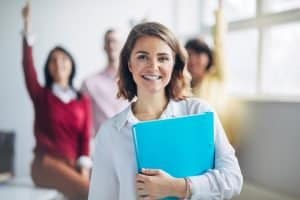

{"left": 148, "top": 58, "right": 159, "bottom": 69}
{"left": 54, "top": 59, "right": 64, "bottom": 68}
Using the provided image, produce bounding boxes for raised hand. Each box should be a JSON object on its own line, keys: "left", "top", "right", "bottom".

{"left": 22, "top": 2, "right": 31, "bottom": 33}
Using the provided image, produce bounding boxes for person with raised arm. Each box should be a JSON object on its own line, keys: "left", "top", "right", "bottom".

{"left": 21, "top": 3, "right": 92, "bottom": 200}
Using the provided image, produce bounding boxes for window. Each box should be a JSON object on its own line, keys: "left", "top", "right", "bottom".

{"left": 202, "top": 0, "right": 256, "bottom": 26}
{"left": 198, "top": 0, "right": 300, "bottom": 99}
{"left": 263, "top": 0, "right": 300, "bottom": 13}
{"left": 261, "top": 22, "right": 300, "bottom": 96}
{"left": 227, "top": 29, "right": 258, "bottom": 96}
{"left": 176, "top": 0, "right": 200, "bottom": 35}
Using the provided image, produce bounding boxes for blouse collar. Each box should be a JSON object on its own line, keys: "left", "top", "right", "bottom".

{"left": 114, "top": 99, "right": 182, "bottom": 131}
{"left": 52, "top": 83, "right": 77, "bottom": 103}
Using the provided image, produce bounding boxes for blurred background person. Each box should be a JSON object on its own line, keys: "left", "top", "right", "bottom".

{"left": 21, "top": 3, "right": 92, "bottom": 199}
{"left": 81, "top": 29, "right": 128, "bottom": 136}
{"left": 185, "top": 38, "right": 215, "bottom": 99}
{"left": 185, "top": 2, "right": 244, "bottom": 146}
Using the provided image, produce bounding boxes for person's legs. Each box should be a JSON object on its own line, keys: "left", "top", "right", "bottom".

{"left": 31, "top": 154, "right": 89, "bottom": 200}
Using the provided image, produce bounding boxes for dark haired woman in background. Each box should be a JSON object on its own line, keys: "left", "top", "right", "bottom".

{"left": 185, "top": 38, "right": 215, "bottom": 98}
{"left": 22, "top": 3, "right": 92, "bottom": 200}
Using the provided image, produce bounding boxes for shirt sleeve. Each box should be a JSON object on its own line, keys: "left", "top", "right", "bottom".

{"left": 88, "top": 123, "right": 119, "bottom": 200}
{"left": 79, "top": 96, "right": 93, "bottom": 156}
{"left": 22, "top": 36, "right": 42, "bottom": 101}
{"left": 188, "top": 111, "right": 243, "bottom": 200}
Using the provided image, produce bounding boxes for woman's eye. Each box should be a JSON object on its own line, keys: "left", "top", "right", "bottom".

{"left": 63, "top": 57, "right": 69, "bottom": 62}
{"left": 50, "top": 57, "right": 57, "bottom": 63}
{"left": 137, "top": 55, "right": 147, "bottom": 60}
{"left": 158, "top": 57, "right": 169, "bottom": 62}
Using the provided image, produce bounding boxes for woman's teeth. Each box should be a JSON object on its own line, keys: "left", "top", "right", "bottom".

{"left": 142, "top": 75, "right": 162, "bottom": 80}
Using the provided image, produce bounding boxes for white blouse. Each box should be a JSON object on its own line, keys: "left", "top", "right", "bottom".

{"left": 51, "top": 83, "right": 77, "bottom": 103}
{"left": 89, "top": 98, "right": 243, "bottom": 200}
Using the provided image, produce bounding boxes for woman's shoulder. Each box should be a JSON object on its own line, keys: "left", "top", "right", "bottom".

{"left": 98, "top": 104, "right": 131, "bottom": 132}
{"left": 172, "top": 97, "right": 215, "bottom": 115}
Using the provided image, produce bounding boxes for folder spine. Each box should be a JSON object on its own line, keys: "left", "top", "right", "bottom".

{"left": 132, "top": 126, "right": 142, "bottom": 173}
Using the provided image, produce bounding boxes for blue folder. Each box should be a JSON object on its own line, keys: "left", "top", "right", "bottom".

{"left": 132, "top": 112, "right": 215, "bottom": 200}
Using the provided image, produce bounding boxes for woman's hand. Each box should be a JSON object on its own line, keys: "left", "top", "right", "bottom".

{"left": 80, "top": 167, "right": 91, "bottom": 180}
{"left": 22, "top": 2, "right": 31, "bottom": 33}
{"left": 136, "top": 169, "right": 186, "bottom": 200}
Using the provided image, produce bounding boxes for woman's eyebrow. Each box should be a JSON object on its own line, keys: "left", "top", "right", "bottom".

{"left": 157, "top": 52, "right": 171, "bottom": 56}
{"left": 134, "top": 51, "right": 172, "bottom": 56}
{"left": 135, "top": 51, "right": 149, "bottom": 55}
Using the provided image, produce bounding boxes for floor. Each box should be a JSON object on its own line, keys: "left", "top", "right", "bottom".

{"left": 0, "top": 177, "right": 65, "bottom": 200}
{"left": 233, "top": 182, "right": 299, "bottom": 200}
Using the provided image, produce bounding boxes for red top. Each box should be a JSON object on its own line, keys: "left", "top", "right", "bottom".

{"left": 22, "top": 38, "right": 92, "bottom": 162}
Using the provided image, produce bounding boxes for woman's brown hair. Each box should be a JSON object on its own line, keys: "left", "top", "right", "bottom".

{"left": 117, "top": 22, "right": 191, "bottom": 101}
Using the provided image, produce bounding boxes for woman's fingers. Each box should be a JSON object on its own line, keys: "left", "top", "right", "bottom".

{"left": 137, "top": 173, "right": 150, "bottom": 182}
{"left": 138, "top": 195, "right": 151, "bottom": 200}
{"left": 22, "top": 2, "right": 30, "bottom": 20}
{"left": 136, "top": 181, "right": 145, "bottom": 188}
{"left": 141, "top": 168, "right": 160, "bottom": 176}
{"left": 137, "top": 185, "right": 149, "bottom": 199}
{"left": 22, "top": 1, "right": 32, "bottom": 33}
{"left": 137, "top": 176, "right": 150, "bottom": 199}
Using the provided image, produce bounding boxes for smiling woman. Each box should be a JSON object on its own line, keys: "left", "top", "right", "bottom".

{"left": 128, "top": 36, "right": 175, "bottom": 98}
{"left": 89, "top": 22, "right": 243, "bottom": 200}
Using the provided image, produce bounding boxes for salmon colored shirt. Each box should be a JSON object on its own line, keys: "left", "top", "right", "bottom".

{"left": 81, "top": 67, "right": 128, "bottom": 135}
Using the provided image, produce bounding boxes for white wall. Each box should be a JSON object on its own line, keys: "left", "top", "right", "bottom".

{"left": 237, "top": 100, "right": 300, "bottom": 198}
{"left": 0, "top": 0, "right": 175, "bottom": 177}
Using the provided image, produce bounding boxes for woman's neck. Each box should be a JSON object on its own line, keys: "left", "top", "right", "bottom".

{"left": 105, "top": 64, "right": 117, "bottom": 77}
{"left": 191, "top": 78, "right": 202, "bottom": 88}
{"left": 133, "top": 93, "right": 169, "bottom": 121}
{"left": 54, "top": 81, "right": 69, "bottom": 90}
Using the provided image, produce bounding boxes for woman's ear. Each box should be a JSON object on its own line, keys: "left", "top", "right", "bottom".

{"left": 128, "top": 61, "right": 132, "bottom": 72}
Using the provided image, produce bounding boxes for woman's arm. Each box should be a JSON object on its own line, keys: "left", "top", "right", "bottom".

{"left": 79, "top": 96, "right": 93, "bottom": 157}
{"left": 77, "top": 96, "right": 93, "bottom": 178}
{"left": 22, "top": 2, "right": 42, "bottom": 101}
{"left": 188, "top": 112, "right": 243, "bottom": 199}
{"left": 88, "top": 123, "right": 119, "bottom": 200}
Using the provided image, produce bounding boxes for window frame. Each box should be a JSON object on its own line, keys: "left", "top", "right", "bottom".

{"left": 191, "top": 0, "right": 300, "bottom": 100}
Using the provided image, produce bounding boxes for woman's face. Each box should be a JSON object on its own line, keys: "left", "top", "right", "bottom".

{"left": 48, "top": 50, "right": 72, "bottom": 85}
{"left": 187, "top": 49, "right": 209, "bottom": 81}
{"left": 128, "top": 36, "right": 175, "bottom": 97}
{"left": 104, "top": 31, "right": 121, "bottom": 63}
